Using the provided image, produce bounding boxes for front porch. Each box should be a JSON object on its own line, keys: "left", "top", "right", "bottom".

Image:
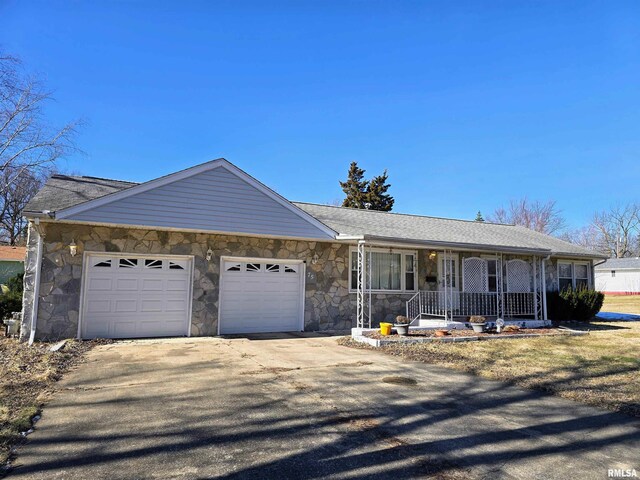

{"left": 355, "top": 244, "right": 550, "bottom": 329}
{"left": 406, "top": 290, "right": 545, "bottom": 324}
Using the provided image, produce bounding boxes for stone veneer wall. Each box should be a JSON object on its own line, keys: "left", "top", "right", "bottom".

{"left": 21, "top": 222, "right": 433, "bottom": 340}
{"left": 20, "top": 221, "right": 583, "bottom": 341}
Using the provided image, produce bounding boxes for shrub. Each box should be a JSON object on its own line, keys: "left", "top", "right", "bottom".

{"left": 0, "top": 272, "right": 23, "bottom": 321}
{"left": 546, "top": 287, "right": 604, "bottom": 322}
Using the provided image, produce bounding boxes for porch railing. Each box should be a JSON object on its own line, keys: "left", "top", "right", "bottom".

{"left": 407, "top": 291, "right": 537, "bottom": 322}
{"left": 503, "top": 292, "right": 538, "bottom": 317}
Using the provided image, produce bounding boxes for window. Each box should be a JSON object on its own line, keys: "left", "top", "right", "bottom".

{"left": 118, "top": 258, "right": 138, "bottom": 268}
{"left": 575, "top": 264, "right": 589, "bottom": 289}
{"left": 405, "top": 254, "right": 415, "bottom": 291}
{"left": 93, "top": 259, "right": 112, "bottom": 268}
{"left": 350, "top": 254, "right": 358, "bottom": 290}
{"left": 487, "top": 259, "right": 498, "bottom": 292}
{"left": 558, "top": 262, "right": 573, "bottom": 291}
{"left": 611, "top": 270, "right": 616, "bottom": 278}
{"left": 349, "top": 249, "right": 417, "bottom": 292}
{"left": 145, "top": 259, "right": 163, "bottom": 269}
{"left": 558, "top": 261, "right": 590, "bottom": 291}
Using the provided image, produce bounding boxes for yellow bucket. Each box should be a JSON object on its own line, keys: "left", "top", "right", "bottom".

{"left": 380, "top": 322, "right": 392, "bottom": 336}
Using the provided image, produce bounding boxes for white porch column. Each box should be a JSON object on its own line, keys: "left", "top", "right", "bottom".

{"left": 541, "top": 257, "right": 549, "bottom": 321}
{"left": 497, "top": 253, "right": 504, "bottom": 318}
{"left": 356, "top": 240, "right": 371, "bottom": 329}
{"left": 533, "top": 256, "right": 539, "bottom": 320}
{"left": 442, "top": 250, "right": 449, "bottom": 322}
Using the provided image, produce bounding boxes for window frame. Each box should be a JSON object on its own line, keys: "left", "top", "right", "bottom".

{"left": 349, "top": 247, "right": 418, "bottom": 294}
{"left": 557, "top": 260, "right": 591, "bottom": 290}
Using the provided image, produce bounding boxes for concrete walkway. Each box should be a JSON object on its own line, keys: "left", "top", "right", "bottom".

{"left": 11, "top": 334, "right": 640, "bottom": 479}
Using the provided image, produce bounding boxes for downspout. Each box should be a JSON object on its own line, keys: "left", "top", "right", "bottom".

{"left": 28, "top": 220, "right": 45, "bottom": 345}
{"left": 592, "top": 258, "right": 607, "bottom": 291}
{"left": 541, "top": 254, "right": 551, "bottom": 322}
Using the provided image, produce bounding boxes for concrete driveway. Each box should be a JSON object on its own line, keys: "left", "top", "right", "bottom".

{"left": 11, "top": 334, "right": 640, "bottom": 479}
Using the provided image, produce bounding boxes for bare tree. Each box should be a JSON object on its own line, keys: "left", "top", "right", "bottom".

{"left": 0, "top": 166, "right": 46, "bottom": 244}
{"left": 590, "top": 203, "right": 640, "bottom": 257}
{"left": 488, "top": 198, "right": 566, "bottom": 235}
{"left": 560, "top": 225, "right": 600, "bottom": 249}
{"left": 561, "top": 203, "right": 640, "bottom": 257}
{"left": 1, "top": 53, "right": 78, "bottom": 196}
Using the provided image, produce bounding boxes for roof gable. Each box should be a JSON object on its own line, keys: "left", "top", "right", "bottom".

{"left": 56, "top": 159, "right": 335, "bottom": 240}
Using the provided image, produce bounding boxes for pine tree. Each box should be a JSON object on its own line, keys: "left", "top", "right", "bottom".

{"left": 475, "top": 211, "right": 485, "bottom": 222}
{"left": 339, "top": 162, "right": 368, "bottom": 209}
{"left": 366, "top": 170, "right": 394, "bottom": 212}
{"left": 339, "top": 162, "right": 395, "bottom": 211}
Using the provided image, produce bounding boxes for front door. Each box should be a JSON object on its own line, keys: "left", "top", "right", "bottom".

{"left": 438, "top": 253, "right": 460, "bottom": 312}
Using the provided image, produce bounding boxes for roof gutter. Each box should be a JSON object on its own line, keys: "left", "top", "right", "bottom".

{"left": 24, "top": 210, "right": 56, "bottom": 220}
{"left": 335, "top": 233, "right": 606, "bottom": 259}
{"left": 335, "top": 234, "right": 365, "bottom": 241}
{"left": 592, "top": 258, "right": 609, "bottom": 268}
{"left": 337, "top": 234, "right": 552, "bottom": 256}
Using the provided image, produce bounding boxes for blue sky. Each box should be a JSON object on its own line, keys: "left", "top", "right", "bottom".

{"left": 2, "top": 1, "right": 639, "bottom": 229}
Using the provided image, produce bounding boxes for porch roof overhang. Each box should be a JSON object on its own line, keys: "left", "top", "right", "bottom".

{"left": 336, "top": 233, "right": 606, "bottom": 259}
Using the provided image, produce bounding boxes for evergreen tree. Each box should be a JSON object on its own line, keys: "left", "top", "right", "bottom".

{"left": 339, "top": 162, "right": 395, "bottom": 211}
{"left": 366, "top": 170, "right": 394, "bottom": 212}
{"left": 475, "top": 211, "right": 485, "bottom": 222}
{"left": 339, "top": 162, "right": 368, "bottom": 209}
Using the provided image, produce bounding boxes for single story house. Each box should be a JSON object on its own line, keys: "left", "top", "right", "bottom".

{"left": 0, "top": 245, "right": 26, "bottom": 285}
{"left": 595, "top": 258, "right": 640, "bottom": 295}
{"left": 20, "top": 158, "right": 605, "bottom": 341}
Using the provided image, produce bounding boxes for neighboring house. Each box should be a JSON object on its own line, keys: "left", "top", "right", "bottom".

{"left": 0, "top": 245, "right": 25, "bottom": 285}
{"left": 595, "top": 258, "right": 640, "bottom": 295}
{"left": 19, "top": 158, "right": 605, "bottom": 341}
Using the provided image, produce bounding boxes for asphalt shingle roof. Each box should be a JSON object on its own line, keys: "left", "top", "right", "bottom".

{"left": 25, "top": 175, "right": 137, "bottom": 214}
{"left": 25, "top": 174, "right": 604, "bottom": 259}
{"left": 293, "top": 203, "right": 603, "bottom": 258}
{"left": 594, "top": 258, "right": 640, "bottom": 270}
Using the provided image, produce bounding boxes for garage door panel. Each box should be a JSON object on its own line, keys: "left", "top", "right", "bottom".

{"left": 112, "top": 322, "right": 136, "bottom": 333}
{"left": 141, "top": 279, "right": 164, "bottom": 291}
{"left": 219, "top": 259, "right": 304, "bottom": 335}
{"left": 114, "top": 300, "right": 137, "bottom": 312}
{"left": 88, "top": 278, "right": 112, "bottom": 291}
{"left": 86, "top": 323, "right": 110, "bottom": 338}
{"left": 165, "top": 300, "right": 188, "bottom": 312}
{"left": 166, "top": 279, "right": 189, "bottom": 291}
{"left": 140, "top": 300, "right": 163, "bottom": 312}
{"left": 87, "top": 299, "right": 111, "bottom": 313}
{"left": 82, "top": 254, "right": 192, "bottom": 339}
{"left": 115, "top": 278, "right": 138, "bottom": 290}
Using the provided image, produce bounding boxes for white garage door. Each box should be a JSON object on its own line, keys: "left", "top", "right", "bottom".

{"left": 81, "top": 254, "right": 193, "bottom": 339}
{"left": 219, "top": 258, "right": 304, "bottom": 334}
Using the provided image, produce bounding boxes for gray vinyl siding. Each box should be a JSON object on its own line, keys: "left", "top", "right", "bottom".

{"left": 68, "top": 167, "right": 333, "bottom": 239}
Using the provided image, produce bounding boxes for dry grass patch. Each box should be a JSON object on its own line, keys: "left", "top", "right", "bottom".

{"left": 0, "top": 338, "right": 103, "bottom": 470}
{"left": 340, "top": 321, "right": 640, "bottom": 417}
{"left": 601, "top": 295, "right": 640, "bottom": 315}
